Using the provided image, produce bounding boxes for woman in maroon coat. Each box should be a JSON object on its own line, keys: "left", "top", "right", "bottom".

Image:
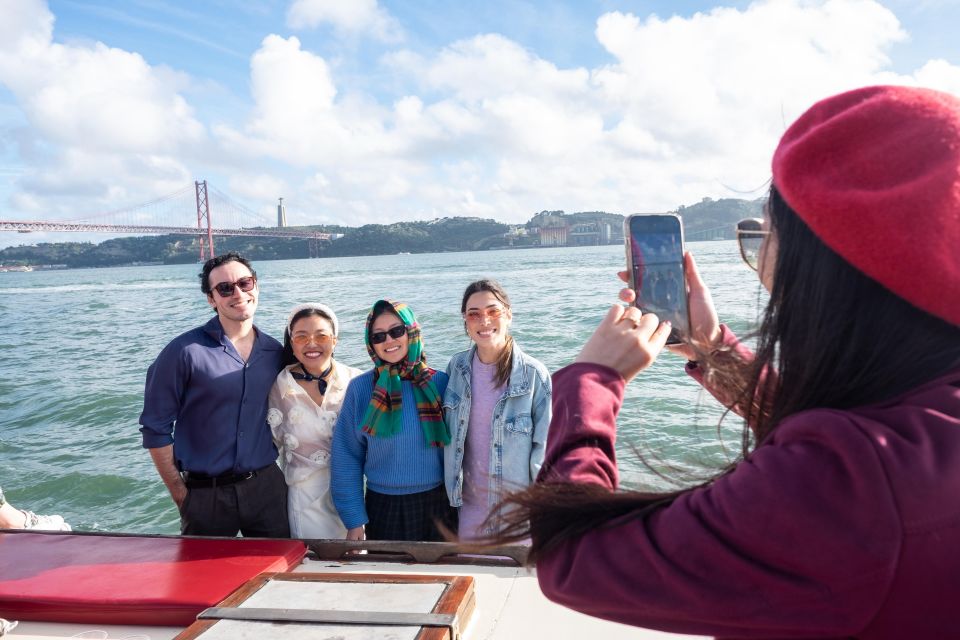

{"left": 492, "top": 85, "right": 960, "bottom": 638}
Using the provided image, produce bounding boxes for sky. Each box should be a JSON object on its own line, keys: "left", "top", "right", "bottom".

{"left": 1, "top": 0, "right": 959, "bottom": 248}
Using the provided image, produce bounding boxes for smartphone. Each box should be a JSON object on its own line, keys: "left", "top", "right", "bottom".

{"left": 624, "top": 214, "right": 689, "bottom": 345}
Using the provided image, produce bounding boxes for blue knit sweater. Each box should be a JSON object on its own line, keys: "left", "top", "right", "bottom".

{"left": 330, "top": 368, "right": 449, "bottom": 530}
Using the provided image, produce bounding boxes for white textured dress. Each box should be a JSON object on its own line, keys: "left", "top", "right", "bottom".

{"left": 267, "top": 360, "right": 362, "bottom": 539}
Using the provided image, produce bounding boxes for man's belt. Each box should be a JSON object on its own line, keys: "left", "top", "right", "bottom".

{"left": 183, "top": 464, "right": 270, "bottom": 489}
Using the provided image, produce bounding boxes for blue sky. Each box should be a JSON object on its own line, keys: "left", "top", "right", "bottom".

{"left": 1, "top": 0, "right": 959, "bottom": 248}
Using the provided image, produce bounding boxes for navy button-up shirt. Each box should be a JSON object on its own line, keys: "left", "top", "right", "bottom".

{"left": 139, "top": 315, "right": 284, "bottom": 476}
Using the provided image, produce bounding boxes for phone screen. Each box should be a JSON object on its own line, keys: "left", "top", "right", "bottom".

{"left": 625, "top": 214, "right": 689, "bottom": 344}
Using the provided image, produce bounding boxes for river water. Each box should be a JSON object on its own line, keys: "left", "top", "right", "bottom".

{"left": 0, "top": 242, "right": 766, "bottom": 534}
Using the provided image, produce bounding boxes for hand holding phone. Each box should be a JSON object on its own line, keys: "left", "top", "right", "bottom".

{"left": 624, "top": 214, "right": 690, "bottom": 345}
{"left": 575, "top": 304, "right": 673, "bottom": 382}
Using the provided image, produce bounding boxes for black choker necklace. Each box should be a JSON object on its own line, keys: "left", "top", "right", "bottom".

{"left": 291, "top": 363, "right": 333, "bottom": 395}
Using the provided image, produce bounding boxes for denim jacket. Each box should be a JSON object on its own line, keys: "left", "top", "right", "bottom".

{"left": 442, "top": 342, "right": 552, "bottom": 528}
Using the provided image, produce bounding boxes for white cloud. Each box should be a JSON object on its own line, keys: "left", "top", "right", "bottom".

{"left": 12, "top": 147, "right": 192, "bottom": 223}
{"left": 227, "top": 172, "right": 289, "bottom": 204}
{"left": 0, "top": 0, "right": 54, "bottom": 54}
{"left": 286, "top": 0, "right": 402, "bottom": 41}
{"left": 219, "top": 0, "right": 960, "bottom": 227}
{"left": 561, "top": 0, "right": 910, "bottom": 205}
{"left": 247, "top": 35, "right": 340, "bottom": 141}
{"left": 215, "top": 35, "right": 397, "bottom": 167}
{"left": 4, "top": 0, "right": 960, "bottom": 244}
{"left": 0, "top": 0, "right": 204, "bottom": 154}
{"left": 594, "top": 0, "right": 905, "bottom": 125}
{"left": 404, "top": 34, "right": 591, "bottom": 104}
{"left": 0, "top": 0, "right": 205, "bottom": 227}
{"left": 589, "top": 0, "right": 909, "bottom": 195}
{"left": 912, "top": 58, "right": 960, "bottom": 94}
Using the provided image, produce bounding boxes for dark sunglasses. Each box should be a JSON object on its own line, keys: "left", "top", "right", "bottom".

{"left": 370, "top": 325, "right": 407, "bottom": 345}
{"left": 212, "top": 276, "right": 257, "bottom": 297}
{"left": 735, "top": 218, "right": 772, "bottom": 271}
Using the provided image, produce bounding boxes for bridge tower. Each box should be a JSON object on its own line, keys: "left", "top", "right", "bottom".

{"left": 277, "top": 197, "right": 287, "bottom": 228}
{"left": 195, "top": 180, "right": 215, "bottom": 261}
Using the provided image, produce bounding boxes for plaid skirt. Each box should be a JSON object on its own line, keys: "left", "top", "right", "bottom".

{"left": 365, "top": 484, "right": 457, "bottom": 542}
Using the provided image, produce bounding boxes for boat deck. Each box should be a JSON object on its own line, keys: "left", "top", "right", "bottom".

{"left": 9, "top": 554, "right": 709, "bottom": 639}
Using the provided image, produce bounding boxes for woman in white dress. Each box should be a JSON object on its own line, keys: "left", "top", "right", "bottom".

{"left": 268, "top": 303, "right": 361, "bottom": 538}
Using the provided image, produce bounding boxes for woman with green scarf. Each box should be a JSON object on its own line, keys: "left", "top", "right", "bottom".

{"left": 330, "top": 299, "right": 453, "bottom": 541}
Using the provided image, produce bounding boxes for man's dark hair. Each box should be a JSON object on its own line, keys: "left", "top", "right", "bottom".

{"left": 198, "top": 252, "right": 256, "bottom": 295}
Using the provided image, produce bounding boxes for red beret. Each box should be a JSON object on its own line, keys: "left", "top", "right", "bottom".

{"left": 772, "top": 85, "right": 960, "bottom": 326}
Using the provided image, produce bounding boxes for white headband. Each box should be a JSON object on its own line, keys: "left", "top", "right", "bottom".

{"left": 286, "top": 303, "right": 339, "bottom": 337}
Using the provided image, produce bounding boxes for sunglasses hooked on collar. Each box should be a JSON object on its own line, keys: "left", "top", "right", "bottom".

{"left": 212, "top": 276, "right": 257, "bottom": 297}
{"left": 370, "top": 325, "right": 407, "bottom": 345}
{"left": 736, "top": 218, "right": 772, "bottom": 271}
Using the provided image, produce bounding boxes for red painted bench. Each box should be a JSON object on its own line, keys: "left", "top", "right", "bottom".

{"left": 0, "top": 532, "right": 306, "bottom": 626}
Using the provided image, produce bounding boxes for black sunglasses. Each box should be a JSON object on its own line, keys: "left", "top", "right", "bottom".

{"left": 370, "top": 325, "right": 407, "bottom": 344}
{"left": 212, "top": 276, "right": 257, "bottom": 297}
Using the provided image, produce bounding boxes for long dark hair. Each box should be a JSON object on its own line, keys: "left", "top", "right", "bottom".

{"left": 461, "top": 279, "right": 514, "bottom": 388}
{"left": 281, "top": 307, "right": 336, "bottom": 367}
{"left": 747, "top": 187, "right": 960, "bottom": 441}
{"left": 488, "top": 185, "right": 960, "bottom": 563}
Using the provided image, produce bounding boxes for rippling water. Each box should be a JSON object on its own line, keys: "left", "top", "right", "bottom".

{"left": 0, "top": 242, "right": 766, "bottom": 534}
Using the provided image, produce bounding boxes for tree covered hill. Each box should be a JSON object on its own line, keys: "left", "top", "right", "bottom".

{"left": 324, "top": 217, "right": 510, "bottom": 256}
{"left": 0, "top": 196, "right": 763, "bottom": 268}
{"left": 679, "top": 196, "right": 765, "bottom": 236}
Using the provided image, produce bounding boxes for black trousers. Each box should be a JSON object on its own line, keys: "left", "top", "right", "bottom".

{"left": 180, "top": 464, "right": 290, "bottom": 538}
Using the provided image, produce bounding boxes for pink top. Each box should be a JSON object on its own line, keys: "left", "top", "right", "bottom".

{"left": 535, "top": 338, "right": 960, "bottom": 637}
{"left": 458, "top": 354, "right": 506, "bottom": 540}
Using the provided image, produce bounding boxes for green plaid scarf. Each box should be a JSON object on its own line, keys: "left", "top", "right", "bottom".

{"left": 360, "top": 300, "right": 450, "bottom": 447}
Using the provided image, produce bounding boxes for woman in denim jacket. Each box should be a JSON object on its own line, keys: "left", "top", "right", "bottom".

{"left": 443, "top": 279, "right": 552, "bottom": 539}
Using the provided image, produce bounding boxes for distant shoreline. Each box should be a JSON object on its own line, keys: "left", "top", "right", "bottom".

{"left": 0, "top": 197, "right": 762, "bottom": 270}
{"left": 0, "top": 238, "right": 745, "bottom": 272}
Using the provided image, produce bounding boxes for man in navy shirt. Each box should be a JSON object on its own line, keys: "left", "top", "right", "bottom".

{"left": 139, "top": 252, "right": 289, "bottom": 537}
